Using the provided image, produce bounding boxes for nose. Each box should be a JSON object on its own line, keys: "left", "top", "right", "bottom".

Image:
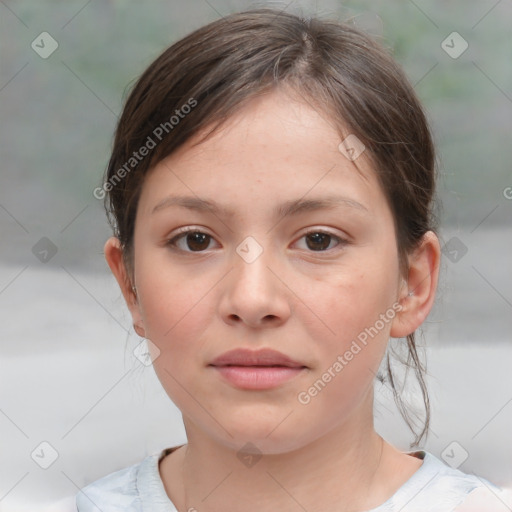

{"left": 218, "top": 241, "right": 291, "bottom": 329}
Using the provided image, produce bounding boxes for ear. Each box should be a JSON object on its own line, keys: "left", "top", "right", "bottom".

{"left": 390, "top": 231, "right": 441, "bottom": 338}
{"left": 103, "top": 237, "right": 146, "bottom": 338}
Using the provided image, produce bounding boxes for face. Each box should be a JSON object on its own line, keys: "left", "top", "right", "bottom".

{"left": 113, "top": 90, "right": 414, "bottom": 454}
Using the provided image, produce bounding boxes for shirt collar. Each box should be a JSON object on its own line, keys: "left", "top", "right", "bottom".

{"left": 137, "top": 446, "right": 182, "bottom": 511}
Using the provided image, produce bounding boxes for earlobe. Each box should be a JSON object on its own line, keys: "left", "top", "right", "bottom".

{"left": 103, "top": 237, "right": 146, "bottom": 337}
{"left": 390, "top": 231, "right": 440, "bottom": 338}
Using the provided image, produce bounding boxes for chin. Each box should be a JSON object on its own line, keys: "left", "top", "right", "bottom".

{"left": 222, "top": 434, "right": 309, "bottom": 456}
{"left": 212, "top": 418, "right": 313, "bottom": 455}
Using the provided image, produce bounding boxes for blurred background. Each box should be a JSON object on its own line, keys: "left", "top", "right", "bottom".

{"left": 1, "top": 0, "right": 511, "bottom": 509}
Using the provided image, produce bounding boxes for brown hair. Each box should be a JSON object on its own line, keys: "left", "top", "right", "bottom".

{"left": 102, "top": 8, "right": 437, "bottom": 446}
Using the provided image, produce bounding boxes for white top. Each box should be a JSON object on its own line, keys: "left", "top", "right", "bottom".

{"left": 71, "top": 446, "right": 503, "bottom": 512}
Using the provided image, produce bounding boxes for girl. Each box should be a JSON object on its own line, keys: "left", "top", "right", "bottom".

{"left": 72, "top": 8, "right": 508, "bottom": 512}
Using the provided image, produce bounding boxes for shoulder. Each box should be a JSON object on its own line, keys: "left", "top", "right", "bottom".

{"left": 453, "top": 485, "right": 512, "bottom": 512}
{"left": 381, "top": 451, "right": 504, "bottom": 512}
{"left": 35, "top": 461, "right": 145, "bottom": 512}
{"left": 73, "top": 445, "right": 182, "bottom": 511}
{"left": 74, "top": 455, "right": 150, "bottom": 511}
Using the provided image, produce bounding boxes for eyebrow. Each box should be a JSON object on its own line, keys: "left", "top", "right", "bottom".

{"left": 151, "top": 194, "right": 370, "bottom": 218}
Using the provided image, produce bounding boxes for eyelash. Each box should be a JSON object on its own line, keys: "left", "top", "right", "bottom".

{"left": 166, "top": 227, "right": 349, "bottom": 254}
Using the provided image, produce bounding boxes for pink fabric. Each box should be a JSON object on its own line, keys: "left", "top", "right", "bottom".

{"left": 454, "top": 486, "right": 512, "bottom": 511}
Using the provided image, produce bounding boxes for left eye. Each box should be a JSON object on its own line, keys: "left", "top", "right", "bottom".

{"left": 166, "top": 229, "right": 347, "bottom": 253}
{"left": 296, "top": 231, "right": 347, "bottom": 252}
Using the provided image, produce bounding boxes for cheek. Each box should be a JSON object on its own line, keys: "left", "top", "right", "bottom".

{"left": 297, "top": 261, "right": 397, "bottom": 397}
{"left": 134, "top": 255, "right": 216, "bottom": 366}
{"left": 138, "top": 280, "right": 214, "bottom": 412}
{"left": 295, "top": 277, "right": 392, "bottom": 425}
{"left": 304, "top": 263, "right": 397, "bottom": 347}
{"left": 140, "top": 285, "right": 211, "bottom": 351}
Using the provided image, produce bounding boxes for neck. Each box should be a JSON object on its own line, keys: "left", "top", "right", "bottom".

{"left": 162, "top": 412, "right": 413, "bottom": 512}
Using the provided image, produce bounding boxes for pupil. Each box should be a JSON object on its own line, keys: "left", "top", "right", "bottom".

{"left": 187, "top": 232, "right": 209, "bottom": 251}
{"left": 307, "top": 233, "right": 330, "bottom": 251}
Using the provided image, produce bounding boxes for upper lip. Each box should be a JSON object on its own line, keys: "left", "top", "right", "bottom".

{"left": 209, "top": 348, "right": 306, "bottom": 368}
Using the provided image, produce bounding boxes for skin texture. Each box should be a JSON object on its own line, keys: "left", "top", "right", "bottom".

{"left": 105, "top": 89, "right": 440, "bottom": 512}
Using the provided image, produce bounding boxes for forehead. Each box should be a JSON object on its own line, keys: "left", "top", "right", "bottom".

{"left": 163, "top": 89, "right": 370, "bottom": 169}
{"left": 137, "top": 90, "right": 386, "bottom": 219}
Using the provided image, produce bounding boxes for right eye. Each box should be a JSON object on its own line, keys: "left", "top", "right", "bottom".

{"left": 166, "top": 228, "right": 218, "bottom": 253}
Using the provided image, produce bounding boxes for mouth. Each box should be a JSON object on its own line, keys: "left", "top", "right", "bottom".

{"left": 208, "top": 348, "right": 308, "bottom": 390}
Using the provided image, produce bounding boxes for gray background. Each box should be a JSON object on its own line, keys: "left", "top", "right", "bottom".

{"left": 1, "top": 0, "right": 511, "bottom": 509}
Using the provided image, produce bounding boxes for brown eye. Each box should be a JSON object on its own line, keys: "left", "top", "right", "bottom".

{"left": 167, "top": 230, "right": 215, "bottom": 252}
{"left": 296, "top": 230, "right": 348, "bottom": 252}
{"left": 305, "top": 232, "right": 332, "bottom": 251}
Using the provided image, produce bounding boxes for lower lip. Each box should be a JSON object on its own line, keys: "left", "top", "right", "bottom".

{"left": 211, "top": 365, "right": 306, "bottom": 389}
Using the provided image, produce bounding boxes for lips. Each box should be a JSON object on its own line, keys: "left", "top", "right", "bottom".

{"left": 209, "top": 348, "right": 306, "bottom": 368}
{"left": 208, "top": 348, "right": 307, "bottom": 390}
